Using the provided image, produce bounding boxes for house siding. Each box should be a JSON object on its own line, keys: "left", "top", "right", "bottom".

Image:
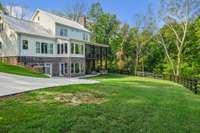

{"left": 0, "top": 9, "right": 108, "bottom": 77}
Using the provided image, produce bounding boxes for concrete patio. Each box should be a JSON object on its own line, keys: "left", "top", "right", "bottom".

{"left": 0, "top": 72, "right": 99, "bottom": 97}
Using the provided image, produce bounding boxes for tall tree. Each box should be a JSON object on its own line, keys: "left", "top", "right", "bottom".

{"left": 158, "top": 0, "right": 200, "bottom": 76}
{"left": 116, "top": 23, "right": 129, "bottom": 72}
{"left": 133, "top": 5, "right": 156, "bottom": 74}
{"left": 87, "top": 2, "right": 103, "bottom": 22}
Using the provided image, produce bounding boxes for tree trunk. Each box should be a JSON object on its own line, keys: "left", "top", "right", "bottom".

{"left": 176, "top": 50, "right": 181, "bottom": 76}
{"left": 134, "top": 51, "right": 139, "bottom": 76}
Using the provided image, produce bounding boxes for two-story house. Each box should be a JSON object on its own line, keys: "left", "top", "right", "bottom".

{"left": 0, "top": 9, "right": 108, "bottom": 77}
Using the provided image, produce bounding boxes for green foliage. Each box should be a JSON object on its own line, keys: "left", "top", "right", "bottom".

{"left": 87, "top": 2, "right": 103, "bottom": 22}
{"left": 86, "top": 2, "right": 199, "bottom": 77}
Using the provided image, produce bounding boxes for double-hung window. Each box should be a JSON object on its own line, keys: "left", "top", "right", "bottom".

{"left": 36, "top": 42, "right": 40, "bottom": 53}
{"left": 49, "top": 44, "right": 53, "bottom": 54}
{"left": 61, "top": 44, "right": 64, "bottom": 54}
{"left": 41, "top": 43, "right": 48, "bottom": 54}
{"left": 75, "top": 44, "right": 80, "bottom": 54}
{"left": 81, "top": 45, "right": 84, "bottom": 55}
{"left": 71, "top": 43, "right": 75, "bottom": 54}
{"left": 75, "top": 63, "right": 80, "bottom": 73}
{"left": 65, "top": 43, "right": 68, "bottom": 54}
{"left": 71, "top": 63, "right": 74, "bottom": 73}
{"left": 81, "top": 64, "right": 84, "bottom": 72}
{"left": 60, "top": 29, "right": 64, "bottom": 36}
{"left": 64, "top": 63, "right": 68, "bottom": 73}
{"left": 57, "top": 44, "right": 60, "bottom": 54}
{"left": 64, "top": 29, "right": 68, "bottom": 37}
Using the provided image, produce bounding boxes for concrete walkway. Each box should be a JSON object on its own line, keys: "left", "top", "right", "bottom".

{"left": 0, "top": 72, "right": 99, "bottom": 97}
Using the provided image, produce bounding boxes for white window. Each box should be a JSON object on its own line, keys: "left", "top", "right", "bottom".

{"left": 60, "top": 28, "right": 68, "bottom": 37}
{"left": 22, "top": 40, "right": 28, "bottom": 50}
{"left": 75, "top": 44, "right": 80, "bottom": 54}
{"left": 60, "top": 29, "right": 64, "bottom": 36}
{"left": 71, "top": 43, "right": 75, "bottom": 54}
{"left": 65, "top": 43, "right": 68, "bottom": 54}
{"left": 61, "top": 44, "right": 64, "bottom": 54}
{"left": 36, "top": 42, "right": 40, "bottom": 54}
{"left": 64, "top": 29, "right": 68, "bottom": 37}
{"left": 57, "top": 44, "right": 60, "bottom": 54}
{"left": 41, "top": 43, "right": 48, "bottom": 54}
{"left": 75, "top": 63, "right": 80, "bottom": 73}
{"left": 83, "top": 33, "right": 88, "bottom": 41}
{"left": 65, "top": 63, "right": 68, "bottom": 73}
{"left": 71, "top": 63, "right": 74, "bottom": 73}
{"left": 49, "top": 44, "right": 53, "bottom": 54}
{"left": 0, "top": 42, "right": 2, "bottom": 49}
{"left": 81, "top": 45, "right": 84, "bottom": 55}
{"left": 57, "top": 43, "right": 67, "bottom": 54}
{"left": 81, "top": 64, "right": 84, "bottom": 73}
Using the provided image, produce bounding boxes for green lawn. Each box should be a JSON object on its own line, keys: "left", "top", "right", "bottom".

{"left": 0, "top": 74, "right": 200, "bottom": 133}
{"left": 0, "top": 63, "right": 48, "bottom": 78}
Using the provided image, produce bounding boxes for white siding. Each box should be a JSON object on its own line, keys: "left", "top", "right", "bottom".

{"left": 19, "top": 34, "right": 59, "bottom": 57}
{"left": 56, "top": 24, "right": 90, "bottom": 41}
{"left": 19, "top": 34, "right": 85, "bottom": 58}
{"left": 32, "top": 11, "right": 55, "bottom": 35}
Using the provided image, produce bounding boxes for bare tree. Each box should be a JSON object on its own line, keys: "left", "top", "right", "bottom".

{"left": 133, "top": 5, "right": 156, "bottom": 75}
{"left": 65, "top": 3, "right": 86, "bottom": 22}
{"left": 158, "top": 0, "right": 200, "bottom": 76}
{"left": 6, "top": 2, "right": 29, "bottom": 19}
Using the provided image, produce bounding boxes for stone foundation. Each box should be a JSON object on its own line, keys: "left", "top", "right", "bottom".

{"left": 0, "top": 57, "right": 18, "bottom": 65}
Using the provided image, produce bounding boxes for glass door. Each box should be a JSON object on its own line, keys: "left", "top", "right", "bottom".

{"left": 44, "top": 63, "right": 52, "bottom": 76}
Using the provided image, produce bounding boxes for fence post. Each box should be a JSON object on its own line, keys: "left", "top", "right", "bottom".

{"left": 194, "top": 79, "right": 198, "bottom": 94}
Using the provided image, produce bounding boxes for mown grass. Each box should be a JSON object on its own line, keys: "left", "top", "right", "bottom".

{"left": 0, "top": 74, "right": 200, "bottom": 133}
{"left": 0, "top": 63, "right": 48, "bottom": 78}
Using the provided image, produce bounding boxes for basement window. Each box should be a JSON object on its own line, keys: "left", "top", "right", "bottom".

{"left": 22, "top": 40, "right": 28, "bottom": 50}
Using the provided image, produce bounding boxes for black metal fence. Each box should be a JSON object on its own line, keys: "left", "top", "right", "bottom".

{"left": 109, "top": 70, "right": 200, "bottom": 95}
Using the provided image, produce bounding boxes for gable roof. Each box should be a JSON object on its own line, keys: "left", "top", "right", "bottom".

{"left": 32, "top": 9, "right": 90, "bottom": 33}
{"left": 2, "top": 15, "right": 54, "bottom": 38}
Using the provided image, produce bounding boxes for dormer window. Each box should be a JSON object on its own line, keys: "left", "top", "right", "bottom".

{"left": 83, "top": 33, "right": 88, "bottom": 41}
{"left": 60, "top": 29, "right": 64, "bottom": 36}
{"left": 60, "top": 28, "right": 68, "bottom": 37}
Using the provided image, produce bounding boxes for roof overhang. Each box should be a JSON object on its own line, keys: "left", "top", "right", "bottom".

{"left": 70, "top": 39, "right": 109, "bottom": 48}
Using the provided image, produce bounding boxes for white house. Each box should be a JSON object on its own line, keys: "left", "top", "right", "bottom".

{"left": 0, "top": 9, "right": 108, "bottom": 77}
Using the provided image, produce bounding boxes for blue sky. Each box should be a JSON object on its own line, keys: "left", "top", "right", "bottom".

{"left": 2, "top": 0, "right": 160, "bottom": 26}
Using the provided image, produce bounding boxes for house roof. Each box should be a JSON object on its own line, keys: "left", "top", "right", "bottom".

{"left": 33, "top": 9, "right": 90, "bottom": 33}
{"left": 2, "top": 15, "right": 54, "bottom": 38}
